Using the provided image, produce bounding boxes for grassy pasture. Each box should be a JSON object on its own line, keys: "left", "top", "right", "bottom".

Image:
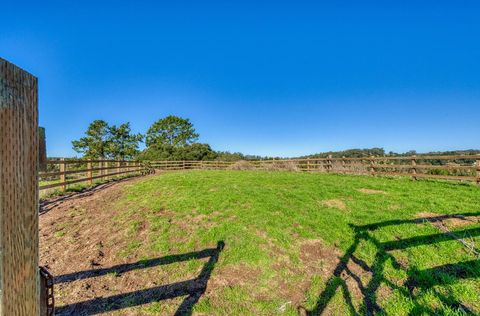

{"left": 46, "top": 170, "right": 480, "bottom": 315}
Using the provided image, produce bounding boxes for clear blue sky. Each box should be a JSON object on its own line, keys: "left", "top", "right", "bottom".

{"left": 2, "top": 1, "right": 479, "bottom": 157}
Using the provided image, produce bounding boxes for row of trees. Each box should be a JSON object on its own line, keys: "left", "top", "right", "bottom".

{"left": 73, "top": 116, "right": 480, "bottom": 161}
{"left": 302, "top": 148, "right": 480, "bottom": 159}
{"left": 72, "top": 115, "right": 224, "bottom": 161}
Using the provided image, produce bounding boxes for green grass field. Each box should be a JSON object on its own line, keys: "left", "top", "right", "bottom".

{"left": 101, "top": 170, "right": 479, "bottom": 315}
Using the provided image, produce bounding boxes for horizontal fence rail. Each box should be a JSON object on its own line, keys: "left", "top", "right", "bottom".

{"left": 150, "top": 155, "right": 480, "bottom": 185}
{"left": 39, "top": 159, "right": 151, "bottom": 191}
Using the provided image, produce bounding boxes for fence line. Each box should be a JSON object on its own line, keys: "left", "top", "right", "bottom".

{"left": 40, "top": 155, "right": 480, "bottom": 190}
{"left": 39, "top": 160, "right": 150, "bottom": 191}
{"left": 150, "top": 155, "right": 480, "bottom": 184}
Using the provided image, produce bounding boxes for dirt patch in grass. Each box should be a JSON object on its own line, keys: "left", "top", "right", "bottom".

{"left": 321, "top": 199, "right": 347, "bottom": 210}
{"left": 416, "top": 211, "right": 480, "bottom": 229}
{"left": 444, "top": 216, "right": 480, "bottom": 228}
{"left": 300, "top": 239, "right": 341, "bottom": 275}
{"left": 358, "top": 188, "right": 386, "bottom": 195}
{"left": 208, "top": 264, "right": 261, "bottom": 289}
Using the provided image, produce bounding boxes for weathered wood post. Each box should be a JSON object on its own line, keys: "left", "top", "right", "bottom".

{"left": 59, "top": 158, "right": 66, "bottom": 192}
{"left": 87, "top": 161, "right": 93, "bottom": 185}
{"left": 411, "top": 155, "right": 417, "bottom": 180}
{"left": 105, "top": 161, "right": 109, "bottom": 178}
{"left": 0, "top": 58, "right": 40, "bottom": 314}
{"left": 117, "top": 161, "right": 121, "bottom": 177}
{"left": 341, "top": 156, "right": 346, "bottom": 174}
{"left": 476, "top": 160, "right": 480, "bottom": 186}
{"left": 326, "top": 155, "right": 332, "bottom": 173}
{"left": 370, "top": 156, "right": 376, "bottom": 176}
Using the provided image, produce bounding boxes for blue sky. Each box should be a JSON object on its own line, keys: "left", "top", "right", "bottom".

{"left": 1, "top": 1, "right": 479, "bottom": 157}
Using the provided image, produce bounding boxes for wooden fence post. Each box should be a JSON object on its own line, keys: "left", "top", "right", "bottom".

{"left": 476, "top": 160, "right": 480, "bottom": 186}
{"left": 411, "top": 155, "right": 417, "bottom": 180}
{"left": 60, "top": 158, "right": 66, "bottom": 192}
{"left": 0, "top": 58, "right": 40, "bottom": 314}
{"left": 342, "top": 156, "right": 346, "bottom": 174}
{"left": 105, "top": 161, "right": 110, "bottom": 179}
{"left": 117, "top": 161, "right": 121, "bottom": 177}
{"left": 370, "top": 156, "right": 376, "bottom": 176}
{"left": 87, "top": 161, "right": 93, "bottom": 185}
{"left": 327, "top": 155, "right": 332, "bottom": 173}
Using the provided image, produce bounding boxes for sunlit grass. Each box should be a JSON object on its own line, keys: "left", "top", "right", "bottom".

{"left": 110, "top": 170, "right": 480, "bottom": 315}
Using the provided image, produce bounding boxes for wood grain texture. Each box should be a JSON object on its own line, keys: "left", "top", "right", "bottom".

{"left": 0, "top": 58, "right": 40, "bottom": 315}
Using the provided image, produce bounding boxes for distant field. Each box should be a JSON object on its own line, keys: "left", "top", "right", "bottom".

{"left": 40, "top": 170, "right": 480, "bottom": 315}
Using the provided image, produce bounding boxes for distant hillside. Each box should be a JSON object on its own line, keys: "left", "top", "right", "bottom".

{"left": 299, "top": 148, "right": 480, "bottom": 159}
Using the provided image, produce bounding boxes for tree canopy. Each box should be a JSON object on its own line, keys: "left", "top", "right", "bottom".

{"left": 72, "top": 120, "right": 142, "bottom": 159}
{"left": 145, "top": 115, "right": 199, "bottom": 148}
{"left": 72, "top": 120, "right": 111, "bottom": 159}
{"left": 139, "top": 143, "right": 217, "bottom": 161}
{"left": 108, "top": 123, "right": 143, "bottom": 159}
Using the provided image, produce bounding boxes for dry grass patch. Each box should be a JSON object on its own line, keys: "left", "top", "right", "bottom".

{"left": 358, "top": 188, "right": 386, "bottom": 194}
{"left": 416, "top": 211, "right": 480, "bottom": 229}
{"left": 321, "top": 199, "right": 347, "bottom": 210}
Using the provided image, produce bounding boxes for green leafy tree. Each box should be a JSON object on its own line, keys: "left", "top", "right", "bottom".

{"left": 108, "top": 123, "right": 143, "bottom": 160}
{"left": 176, "top": 143, "right": 218, "bottom": 161}
{"left": 146, "top": 115, "right": 199, "bottom": 148}
{"left": 72, "top": 120, "right": 111, "bottom": 159}
{"left": 138, "top": 143, "right": 217, "bottom": 161}
{"left": 73, "top": 120, "right": 143, "bottom": 160}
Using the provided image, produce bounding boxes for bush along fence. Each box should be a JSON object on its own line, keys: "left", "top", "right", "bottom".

{"left": 150, "top": 155, "right": 480, "bottom": 185}
{"left": 39, "top": 159, "right": 153, "bottom": 192}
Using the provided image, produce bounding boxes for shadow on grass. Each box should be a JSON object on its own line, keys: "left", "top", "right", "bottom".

{"left": 55, "top": 241, "right": 225, "bottom": 316}
{"left": 306, "top": 212, "right": 480, "bottom": 315}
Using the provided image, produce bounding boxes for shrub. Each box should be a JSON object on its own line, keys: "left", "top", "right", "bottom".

{"left": 261, "top": 161, "right": 300, "bottom": 172}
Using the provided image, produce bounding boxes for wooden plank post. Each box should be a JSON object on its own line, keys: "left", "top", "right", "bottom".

{"left": 117, "top": 161, "right": 121, "bottom": 177}
{"left": 476, "top": 160, "right": 480, "bottom": 186}
{"left": 105, "top": 161, "right": 110, "bottom": 180}
{"left": 370, "top": 156, "right": 376, "bottom": 176}
{"left": 342, "top": 156, "right": 346, "bottom": 174}
{"left": 411, "top": 155, "right": 417, "bottom": 180}
{"left": 98, "top": 158, "right": 105, "bottom": 180}
{"left": 59, "top": 158, "right": 66, "bottom": 192}
{"left": 327, "top": 155, "right": 332, "bottom": 173}
{"left": 87, "top": 161, "right": 93, "bottom": 185}
{"left": 0, "top": 58, "right": 40, "bottom": 315}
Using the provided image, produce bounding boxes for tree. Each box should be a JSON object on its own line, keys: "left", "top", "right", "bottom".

{"left": 138, "top": 143, "right": 217, "bottom": 161}
{"left": 146, "top": 115, "right": 199, "bottom": 148}
{"left": 72, "top": 120, "right": 111, "bottom": 159}
{"left": 72, "top": 120, "right": 143, "bottom": 159}
{"left": 176, "top": 143, "right": 217, "bottom": 161}
{"left": 108, "top": 123, "right": 143, "bottom": 160}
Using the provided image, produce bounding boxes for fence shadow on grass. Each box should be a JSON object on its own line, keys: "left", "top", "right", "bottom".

{"left": 305, "top": 212, "right": 480, "bottom": 315}
{"left": 55, "top": 241, "right": 225, "bottom": 316}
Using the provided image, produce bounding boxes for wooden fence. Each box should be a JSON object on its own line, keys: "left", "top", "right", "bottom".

{"left": 39, "top": 159, "right": 149, "bottom": 191}
{"left": 150, "top": 155, "right": 480, "bottom": 184}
